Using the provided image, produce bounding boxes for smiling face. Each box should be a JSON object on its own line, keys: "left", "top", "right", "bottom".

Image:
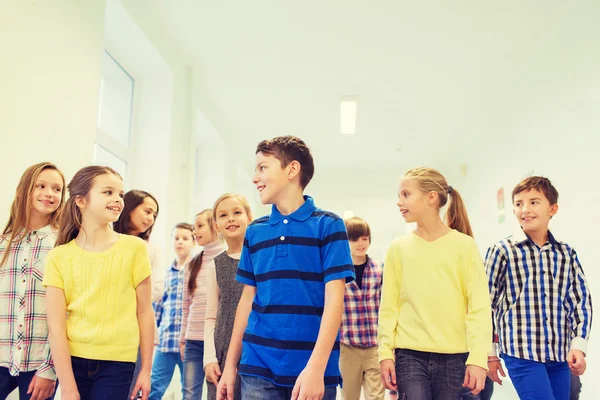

{"left": 129, "top": 196, "right": 158, "bottom": 236}
{"left": 193, "top": 212, "right": 216, "bottom": 246}
{"left": 30, "top": 168, "right": 64, "bottom": 220}
{"left": 349, "top": 236, "right": 370, "bottom": 259}
{"left": 214, "top": 196, "right": 252, "bottom": 243}
{"left": 77, "top": 173, "right": 125, "bottom": 226}
{"left": 513, "top": 188, "right": 558, "bottom": 236}
{"left": 252, "top": 152, "right": 292, "bottom": 205}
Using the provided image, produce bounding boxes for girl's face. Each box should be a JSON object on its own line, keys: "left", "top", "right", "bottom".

{"left": 78, "top": 173, "right": 124, "bottom": 225}
{"left": 129, "top": 197, "right": 158, "bottom": 235}
{"left": 193, "top": 213, "right": 215, "bottom": 246}
{"left": 214, "top": 197, "right": 251, "bottom": 243}
{"left": 172, "top": 227, "right": 194, "bottom": 259}
{"left": 396, "top": 178, "right": 433, "bottom": 223}
{"left": 31, "top": 169, "right": 64, "bottom": 219}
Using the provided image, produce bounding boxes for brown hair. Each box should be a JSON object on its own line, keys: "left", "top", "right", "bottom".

{"left": 187, "top": 209, "right": 218, "bottom": 295}
{"left": 114, "top": 190, "right": 159, "bottom": 241}
{"left": 404, "top": 167, "right": 474, "bottom": 237}
{"left": 512, "top": 176, "right": 559, "bottom": 205}
{"left": 256, "top": 135, "right": 315, "bottom": 188}
{"left": 212, "top": 193, "right": 254, "bottom": 223}
{"left": 344, "top": 217, "right": 371, "bottom": 242}
{"left": 1, "top": 162, "right": 66, "bottom": 267}
{"left": 173, "top": 222, "right": 194, "bottom": 234}
{"left": 56, "top": 166, "right": 122, "bottom": 247}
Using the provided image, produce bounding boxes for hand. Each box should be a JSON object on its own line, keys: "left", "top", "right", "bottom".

{"left": 380, "top": 359, "right": 397, "bottom": 391}
{"left": 205, "top": 362, "right": 222, "bottom": 386}
{"left": 487, "top": 356, "right": 506, "bottom": 385}
{"left": 217, "top": 364, "right": 237, "bottom": 400}
{"left": 291, "top": 365, "right": 324, "bottom": 400}
{"left": 567, "top": 349, "right": 586, "bottom": 376}
{"left": 129, "top": 369, "right": 151, "bottom": 400}
{"left": 27, "top": 376, "right": 56, "bottom": 400}
{"left": 179, "top": 342, "right": 186, "bottom": 362}
{"left": 462, "top": 365, "right": 487, "bottom": 395}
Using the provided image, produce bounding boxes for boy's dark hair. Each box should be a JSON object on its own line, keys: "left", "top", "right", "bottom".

{"left": 512, "top": 176, "right": 559, "bottom": 205}
{"left": 256, "top": 136, "right": 315, "bottom": 188}
{"left": 344, "top": 217, "right": 371, "bottom": 243}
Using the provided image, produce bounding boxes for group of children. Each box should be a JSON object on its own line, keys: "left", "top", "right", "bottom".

{"left": 0, "top": 135, "right": 592, "bottom": 400}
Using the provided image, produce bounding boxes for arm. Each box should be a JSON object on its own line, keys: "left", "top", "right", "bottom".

{"left": 566, "top": 248, "right": 593, "bottom": 353}
{"left": 484, "top": 244, "right": 507, "bottom": 356}
{"left": 34, "top": 326, "right": 56, "bottom": 381}
{"left": 130, "top": 277, "right": 154, "bottom": 400}
{"left": 46, "top": 286, "right": 78, "bottom": 396}
{"left": 149, "top": 244, "right": 165, "bottom": 302}
{"left": 464, "top": 241, "right": 493, "bottom": 370}
{"left": 204, "top": 265, "right": 221, "bottom": 385}
{"left": 378, "top": 244, "right": 400, "bottom": 362}
{"left": 180, "top": 270, "right": 191, "bottom": 348}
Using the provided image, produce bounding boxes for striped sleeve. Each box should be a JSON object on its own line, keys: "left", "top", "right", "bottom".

{"left": 567, "top": 248, "right": 593, "bottom": 354}
{"left": 237, "top": 232, "right": 256, "bottom": 286}
{"left": 320, "top": 217, "right": 354, "bottom": 284}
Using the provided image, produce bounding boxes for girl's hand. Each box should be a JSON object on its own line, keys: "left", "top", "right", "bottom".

{"left": 130, "top": 369, "right": 151, "bottom": 400}
{"left": 463, "top": 365, "right": 486, "bottom": 395}
{"left": 380, "top": 359, "right": 397, "bottom": 391}
{"left": 60, "top": 388, "right": 80, "bottom": 400}
{"left": 205, "top": 362, "right": 222, "bottom": 386}
{"left": 179, "top": 342, "right": 185, "bottom": 362}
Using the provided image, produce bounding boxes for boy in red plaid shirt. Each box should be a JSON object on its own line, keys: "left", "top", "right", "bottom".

{"left": 339, "top": 217, "right": 385, "bottom": 400}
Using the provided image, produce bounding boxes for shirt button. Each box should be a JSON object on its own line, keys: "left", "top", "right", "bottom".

{"left": 17, "top": 346, "right": 21, "bottom": 350}
{"left": 23, "top": 258, "right": 27, "bottom": 262}
{"left": 283, "top": 219, "right": 288, "bottom": 224}
{"left": 280, "top": 236, "right": 285, "bottom": 241}
{"left": 22, "top": 280, "right": 26, "bottom": 283}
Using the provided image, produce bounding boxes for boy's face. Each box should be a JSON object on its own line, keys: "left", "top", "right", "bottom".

{"left": 349, "top": 236, "right": 370, "bottom": 259}
{"left": 253, "top": 152, "right": 291, "bottom": 205}
{"left": 513, "top": 188, "right": 558, "bottom": 235}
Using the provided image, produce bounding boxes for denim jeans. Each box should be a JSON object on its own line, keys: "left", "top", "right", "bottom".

{"left": 0, "top": 367, "right": 57, "bottom": 400}
{"left": 71, "top": 356, "right": 135, "bottom": 400}
{"left": 501, "top": 354, "right": 571, "bottom": 400}
{"left": 183, "top": 340, "right": 205, "bottom": 400}
{"left": 570, "top": 373, "right": 581, "bottom": 400}
{"left": 149, "top": 351, "right": 184, "bottom": 400}
{"left": 394, "top": 348, "right": 468, "bottom": 400}
{"left": 462, "top": 377, "right": 494, "bottom": 400}
{"left": 241, "top": 375, "right": 337, "bottom": 400}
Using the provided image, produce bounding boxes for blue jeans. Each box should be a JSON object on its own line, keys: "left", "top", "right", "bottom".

{"left": 71, "top": 356, "right": 135, "bottom": 400}
{"left": 571, "top": 374, "right": 581, "bottom": 400}
{"left": 149, "top": 351, "right": 184, "bottom": 400}
{"left": 501, "top": 354, "right": 571, "bottom": 400}
{"left": 462, "top": 377, "right": 494, "bottom": 400}
{"left": 241, "top": 375, "right": 337, "bottom": 400}
{"left": 394, "top": 348, "right": 467, "bottom": 400}
{"left": 183, "top": 340, "right": 205, "bottom": 400}
{"left": 0, "top": 367, "right": 57, "bottom": 399}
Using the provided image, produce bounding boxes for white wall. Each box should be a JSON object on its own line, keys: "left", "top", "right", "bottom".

{"left": 452, "top": 3, "right": 599, "bottom": 398}
{"left": 0, "top": 1, "right": 106, "bottom": 224}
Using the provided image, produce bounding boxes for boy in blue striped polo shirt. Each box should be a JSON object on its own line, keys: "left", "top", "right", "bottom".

{"left": 485, "top": 176, "right": 592, "bottom": 400}
{"left": 217, "top": 136, "right": 354, "bottom": 400}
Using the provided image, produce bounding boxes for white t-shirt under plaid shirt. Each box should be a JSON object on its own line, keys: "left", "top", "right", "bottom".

{"left": 486, "top": 229, "right": 593, "bottom": 362}
{"left": 0, "top": 225, "right": 56, "bottom": 380}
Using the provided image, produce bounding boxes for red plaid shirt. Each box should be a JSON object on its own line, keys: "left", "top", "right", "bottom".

{"left": 0, "top": 226, "right": 56, "bottom": 380}
{"left": 340, "top": 257, "right": 383, "bottom": 347}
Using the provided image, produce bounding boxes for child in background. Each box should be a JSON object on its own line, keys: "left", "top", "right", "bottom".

{"left": 204, "top": 194, "right": 253, "bottom": 400}
{"left": 179, "top": 209, "right": 225, "bottom": 400}
{"left": 149, "top": 223, "right": 195, "bottom": 400}
{"left": 0, "top": 162, "right": 65, "bottom": 400}
{"left": 43, "top": 166, "right": 154, "bottom": 400}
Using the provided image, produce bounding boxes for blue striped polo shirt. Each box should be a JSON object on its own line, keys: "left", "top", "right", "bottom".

{"left": 236, "top": 195, "right": 355, "bottom": 387}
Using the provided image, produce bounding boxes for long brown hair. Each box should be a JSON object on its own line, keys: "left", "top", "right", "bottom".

{"left": 187, "top": 209, "right": 218, "bottom": 295}
{"left": 114, "top": 190, "right": 159, "bottom": 240}
{"left": 1, "top": 162, "right": 66, "bottom": 267}
{"left": 404, "top": 167, "right": 474, "bottom": 237}
{"left": 56, "top": 165, "right": 122, "bottom": 247}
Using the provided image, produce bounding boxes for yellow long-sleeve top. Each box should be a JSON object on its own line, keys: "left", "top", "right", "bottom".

{"left": 378, "top": 230, "right": 492, "bottom": 369}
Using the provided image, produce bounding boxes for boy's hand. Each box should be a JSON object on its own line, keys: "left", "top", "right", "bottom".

{"left": 380, "top": 359, "right": 397, "bottom": 391}
{"left": 487, "top": 356, "right": 506, "bottom": 385}
{"left": 567, "top": 349, "right": 586, "bottom": 376}
{"left": 291, "top": 365, "right": 324, "bottom": 400}
{"left": 217, "top": 365, "right": 237, "bottom": 400}
{"left": 27, "top": 376, "right": 56, "bottom": 400}
{"left": 205, "top": 362, "right": 222, "bottom": 386}
{"left": 463, "top": 365, "right": 486, "bottom": 395}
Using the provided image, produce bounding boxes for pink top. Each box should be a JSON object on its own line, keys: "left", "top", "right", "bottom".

{"left": 180, "top": 241, "right": 225, "bottom": 343}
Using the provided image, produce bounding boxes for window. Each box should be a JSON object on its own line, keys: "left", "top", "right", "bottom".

{"left": 94, "top": 50, "right": 134, "bottom": 182}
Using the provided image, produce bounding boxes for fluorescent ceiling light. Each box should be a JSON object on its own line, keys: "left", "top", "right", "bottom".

{"left": 340, "top": 100, "right": 356, "bottom": 134}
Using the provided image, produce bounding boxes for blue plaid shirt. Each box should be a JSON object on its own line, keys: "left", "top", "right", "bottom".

{"left": 154, "top": 261, "right": 185, "bottom": 353}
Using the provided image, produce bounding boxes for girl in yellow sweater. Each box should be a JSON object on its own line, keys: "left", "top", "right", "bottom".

{"left": 378, "top": 167, "right": 492, "bottom": 399}
{"left": 43, "top": 166, "right": 154, "bottom": 400}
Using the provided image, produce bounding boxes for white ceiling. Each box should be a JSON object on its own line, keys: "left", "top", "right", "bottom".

{"left": 141, "top": 1, "right": 575, "bottom": 172}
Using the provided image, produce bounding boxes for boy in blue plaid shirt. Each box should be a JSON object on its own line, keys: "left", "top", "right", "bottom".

{"left": 149, "top": 223, "right": 195, "bottom": 400}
